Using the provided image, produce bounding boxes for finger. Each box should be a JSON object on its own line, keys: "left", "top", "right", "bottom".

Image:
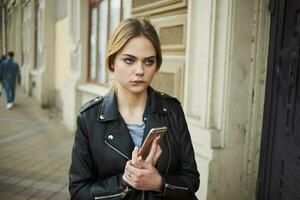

{"left": 125, "top": 167, "right": 131, "bottom": 176}
{"left": 124, "top": 161, "right": 129, "bottom": 173}
{"left": 128, "top": 163, "right": 149, "bottom": 179}
{"left": 126, "top": 170, "right": 139, "bottom": 182}
{"left": 140, "top": 161, "right": 155, "bottom": 170}
{"left": 123, "top": 168, "right": 142, "bottom": 189}
{"left": 122, "top": 173, "right": 131, "bottom": 185}
{"left": 124, "top": 161, "right": 135, "bottom": 178}
{"left": 124, "top": 167, "right": 135, "bottom": 180}
{"left": 132, "top": 156, "right": 144, "bottom": 169}
{"left": 122, "top": 174, "right": 127, "bottom": 182}
{"left": 131, "top": 146, "right": 139, "bottom": 165}
{"left": 153, "top": 145, "right": 162, "bottom": 165}
{"left": 124, "top": 160, "right": 131, "bottom": 171}
{"left": 125, "top": 161, "right": 138, "bottom": 174}
{"left": 123, "top": 173, "right": 135, "bottom": 188}
{"left": 145, "top": 136, "right": 160, "bottom": 164}
{"left": 138, "top": 156, "right": 143, "bottom": 161}
{"left": 127, "top": 162, "right": 141, "bottom": 174}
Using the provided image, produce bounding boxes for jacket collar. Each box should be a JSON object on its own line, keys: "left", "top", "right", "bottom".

{"left": 97, "top": 89, "right": 119, "bottom": 121}
{"left": 97, "top": 86, "right": 167, "bottom": 122}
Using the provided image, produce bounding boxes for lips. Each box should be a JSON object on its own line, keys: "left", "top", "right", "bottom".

{"left": 131, "top": 80, "right": 146, "bottom": 84}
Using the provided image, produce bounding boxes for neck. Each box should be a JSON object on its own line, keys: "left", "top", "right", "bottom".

{"left": 117, "top": 86, "right": 147, "bottom": 109}
{"left": 116, "top": 84, "right": 148, "bottom": 124}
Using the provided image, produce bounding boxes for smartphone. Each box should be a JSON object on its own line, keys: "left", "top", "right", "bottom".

{"left": 139, "top": 126, "right": 167, "bottom": 159}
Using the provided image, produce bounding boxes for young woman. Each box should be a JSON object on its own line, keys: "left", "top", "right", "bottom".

{"left": 69, "top": 18, "right": 200, "bottom": 200}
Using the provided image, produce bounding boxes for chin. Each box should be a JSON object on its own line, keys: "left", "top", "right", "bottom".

{"left": 128, "top": 85, "right": 148, "bottom": 94}
{"left": 129, "top": 88, "right": 146, "bottom": 94}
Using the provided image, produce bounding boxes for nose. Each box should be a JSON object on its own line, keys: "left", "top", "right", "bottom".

{"left": 134, "top": 62, "right": 144, "bottom": 76}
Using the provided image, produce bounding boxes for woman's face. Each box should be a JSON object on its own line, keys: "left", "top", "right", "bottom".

{"left": 112, "top": 36, "right": 157, "bottom": 95}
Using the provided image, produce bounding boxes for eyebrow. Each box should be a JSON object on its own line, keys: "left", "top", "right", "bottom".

{"left": 121, "top": 54, "right": 156, "bottom": 60}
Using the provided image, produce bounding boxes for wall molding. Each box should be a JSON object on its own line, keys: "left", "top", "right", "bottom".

{"left": 151, "top": 54, "right": 185, "bottom": 101}
{"left": 152, "top": 14, "right": 186, "bottom": 52}
{"left": 132, "top": 0, "right": 186, "bottom": 17}
{"left": 241, "top": 0, "right": 270, "bottom": 198}
{"left": 185, "top": 0, "right": 235, "bottom": 149}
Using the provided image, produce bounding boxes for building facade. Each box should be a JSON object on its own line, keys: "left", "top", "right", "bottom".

{"left": 0, "top": 0, "right": 272, "bottom": 199}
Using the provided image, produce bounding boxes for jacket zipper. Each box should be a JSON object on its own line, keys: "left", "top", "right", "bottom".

{"left": 166, "top": 133, "right": 171, "bottom": 174}
{"left": 95, "top": 192, "right": 122, "bottom": 199}
{"left": 104, "top": 140, "right": 129, "bottom": 160}
{"left": 142, "top": 191, "right": 144, "bottom": 200}
{"left": 167, "top": 184, "right": 189, "bottom": 190}
{"left": 165, "top": 133, "right": 189, "bottom": 191}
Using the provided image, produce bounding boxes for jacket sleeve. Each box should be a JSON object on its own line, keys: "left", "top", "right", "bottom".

{"left": 160, "top": 103, "right": 200, "bottom": 200}
{"left": 69, "top": 114, "right": 129, "bottom": 200}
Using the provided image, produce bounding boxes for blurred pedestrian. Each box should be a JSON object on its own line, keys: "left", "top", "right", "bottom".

{"left": 0, "top": 51, "right": 20, "bottom": 109}
{"left": 0, "top": 54, "right": 6, "bottom": 97}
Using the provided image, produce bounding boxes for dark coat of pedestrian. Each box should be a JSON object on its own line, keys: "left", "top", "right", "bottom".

{"left": 0, "top": 51, "right": 20, "bottom": 109}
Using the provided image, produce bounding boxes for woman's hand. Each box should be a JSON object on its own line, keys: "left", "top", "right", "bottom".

{"left": 122, "top": 136, "right": 163, "bottom": 190}
{"left": 123, "top": 160, "right": 163, "bottom": 190}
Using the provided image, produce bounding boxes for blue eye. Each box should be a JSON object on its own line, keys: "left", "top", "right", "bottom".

{"left": 123, "top": 58, "right": 134, "bottom": 64}
{"left": 144, "top": 59, "right": 155, "bottom": 66}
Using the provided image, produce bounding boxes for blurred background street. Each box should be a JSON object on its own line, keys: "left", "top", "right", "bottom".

{"left": 0, "top": 87, "right": 72, "bottom": 200}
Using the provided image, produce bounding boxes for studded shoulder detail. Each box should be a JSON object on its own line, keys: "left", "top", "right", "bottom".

{"left": 80, "top": 96, "right": 103, "bottom": 113}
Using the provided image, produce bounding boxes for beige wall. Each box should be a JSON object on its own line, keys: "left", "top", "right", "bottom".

{"left": 205, "top": 0, "right": 269, "bottom": 199}
{"left": 0, "top": 7, "right": 5, "bottom": 55}
{"left": 55, "top": 17, "right": 70, "bottom": 109}
{"left": 62, "top": 0, "right": 89, "bottom": 132}
{"left": 22, "top": 0, "right": 35, "bottom": 95}
{"left": 33, "top": 0, "right": 56, "bottom": 107}
{"left": 6, "top": 2, "right": 22, "bottom": 64}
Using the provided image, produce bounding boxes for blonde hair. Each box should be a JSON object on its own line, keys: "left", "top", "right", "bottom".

{"left": 105, "top": 18, "right": 162, "bottom": 72}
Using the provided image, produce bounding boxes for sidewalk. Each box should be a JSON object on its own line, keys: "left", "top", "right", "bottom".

{"left": 0, "top": 87, "right": 73, "bottom": 200}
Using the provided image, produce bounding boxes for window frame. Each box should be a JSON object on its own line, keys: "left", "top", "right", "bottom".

{"left": 87, "top": 0, "right": 123, "bottom": 84}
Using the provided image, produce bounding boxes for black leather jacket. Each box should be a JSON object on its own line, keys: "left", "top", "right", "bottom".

{"left": 69, "top": 87, "right": 200, "bottom": 200}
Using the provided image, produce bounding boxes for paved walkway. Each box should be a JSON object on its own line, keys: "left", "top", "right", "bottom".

{"left": 0, "top": 87, "right": 73, "bottom": 200}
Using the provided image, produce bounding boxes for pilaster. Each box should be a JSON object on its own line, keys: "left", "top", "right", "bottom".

{"left": 62, "top": 0, "right": 87, "bottom": 132}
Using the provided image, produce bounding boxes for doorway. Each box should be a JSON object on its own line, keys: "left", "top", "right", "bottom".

{"left": 257, "top": 0, "right": 300, "bottom": 199}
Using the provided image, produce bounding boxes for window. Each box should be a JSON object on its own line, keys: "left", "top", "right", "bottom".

{"left": 88, "top": 0, "right": 123, "bottom": 84}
